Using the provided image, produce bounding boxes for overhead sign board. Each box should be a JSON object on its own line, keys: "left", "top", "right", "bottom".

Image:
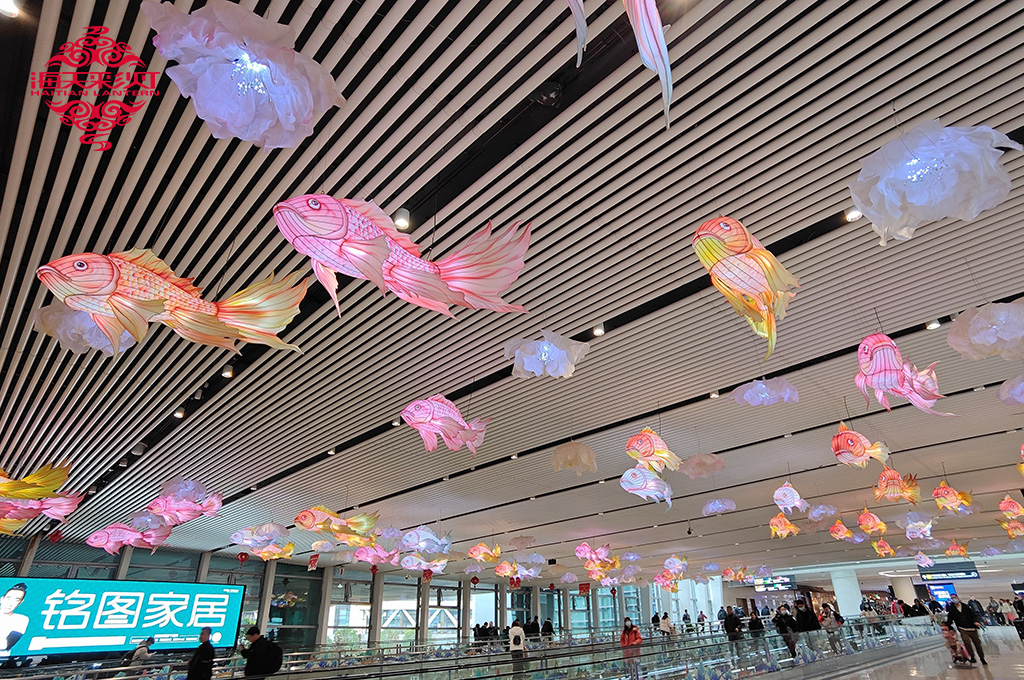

{"left": 0, "top": 577, "right": 245, "bottom": 659}
{"left": 918, "top": 561, "right": 979, "bottom": 581}
{"left": 754, "top": 575, "right": 797, "bottom": 592}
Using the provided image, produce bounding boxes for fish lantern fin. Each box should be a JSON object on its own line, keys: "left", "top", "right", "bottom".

{"left": 837, "top": 421, "right": 849, "bottom": 432}
{"left": 112, "top": 248, "right": 203, "bottom": 295}
{"left": 107, "top": 295, "right": 166, "bottom": 341}
{"left": 339, "top": 235, "right": 390, "bottom": 294}
{"left": 163, "top": 308, "right": 240, "bottom": 353}
{"left": 90, "top": 313, "right": 130, "bottom": 357}
{"left": 341, "top": 198, "right": 423, "bottom": 257}
{"left": 312, "top": 261, "right": 342, "bottom": 316}
{"left": 746, "top": 248, "right": 799, "bottom": 320}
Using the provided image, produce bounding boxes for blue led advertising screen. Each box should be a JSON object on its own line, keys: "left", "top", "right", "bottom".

{"left": 0, "top": 577, "right": 245, "bottom": 659}
{"left": 927, "top": 583, "right": 957, "bottom": 604}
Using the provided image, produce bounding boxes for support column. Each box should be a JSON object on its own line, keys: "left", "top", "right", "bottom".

{"left": 708, "top": 576, "right": 724, "bottom": 614}
{"left": 561, "top": 587, "right": 570, "bottom": 631}
{"left": 588, "top": 589, "right": 598, "bottom": 633}
{"left": 416, "top": 579, "right": 430, "bottom": 645}
{"left": 196, "top": 552, "right": 212, "bottom": 583}
{"left": 639, "top": 585, "right": 652, "bottom": 629}
{"left": 256, "top": 560, "right": 276, "bottom": 632}
{"left": 368, "top": 570, "right": 384, "bottom": 647}
{"left": 115, "top": 546, "right": 133, "bottom": 580}
{"left": 316, "top": 564, "right": 334, "bottom": 644}
{"left": 830, "top": 568, "right": 864, "bottom": 618}
{"left": 460, "top": 579, "right": 471, "bottom": 642}
{"left": 615, "top": 588, "right": 625, "bottom": 623}
{"left": 499, "top": 582, "right": 508, "bottom": 628}
{"left": 531, "top": 585, "right": 540, "bottom": 624}
{"left": 16, "top": 535, "right": 40, "bottom": 577}
{"left": 891, "top": 576, "right": 917, "bottom": 605}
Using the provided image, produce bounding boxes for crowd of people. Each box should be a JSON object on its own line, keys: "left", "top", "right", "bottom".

{"left": 472, "top": 616, "right": 555, "bottom": 647}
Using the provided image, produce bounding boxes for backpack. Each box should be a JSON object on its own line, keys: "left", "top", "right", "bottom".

{"left": 512, "top": 634, "right": 522, "bottom": 646}
{"left": 269, "top": 641, "right": 284, "bottom": 674}
{"left": 121, "top": 649, "right": 136, "bottom": 666}
{"left": 835, "top": 613, "right": 845, "bottom": 624}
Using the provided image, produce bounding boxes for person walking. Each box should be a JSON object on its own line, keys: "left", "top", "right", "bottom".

{"left": 508, "top": 619, "right": 527, "bottom": 679}
{"left": 697, "top": 611, "right": 707, "bottom": 635}
{"left": 748, "top": 610, "right": 765, "bottom": 651}
{"left": 659, "top": 612, "right": 672, "bottom": 637}
{"left": 947, "top": 598, "right": 987, "bottom": 665}
{"left": 239, "top": 626, "right": 283, "bottom": 677}
{"left": 185, "top": 627, "right": 215, "bottom": 680}
{"left": 819, "top": 604, "right": 844, "bottom": 655}
{"left": 772, "top": 606, "right": 798, "bottom": 659}
{"left": 620, "top": 617, "right": 643, "bottom": 680}
{"left": 723, "top": 606, "right": 743, "bottom": 661}
{"left": 126, "top": 637, "right": 156, "bottom": 667}
{"left": 793, "top": 600, "right": 821, "bottom": 657}
{"left": 987, "top": 598, "right": 1002, "bottom": 626}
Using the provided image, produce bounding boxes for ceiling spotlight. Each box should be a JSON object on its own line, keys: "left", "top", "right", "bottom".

{"left": 783, "top": 433, "right": 793, "bottom": 438}
{"left": 925, "top": 319, "right": 941, "bottom": 330}
{"left": 193, "top": 389, "right": 203, "bottom": 400}
{"left": 845, "top": 208, "right": 863, "bottom": 222}
{"left": 173, "top": 406, "right": 186, "bottom": 419}
{"left": 250, "top": 485, "right": 258, "bottom": 491}
{"left": 87, "top": 485, "right": 97, "bottom": 494}
{"left": 0, "top": 0, "right": 18, "bottom": 17}
{"left": 973, "top": 386, "right": 986, "bottom": 392}
{"left": 131, "top": 442, "right": 148, "bottom": 455}
{"left": 598, "top": 479, "right": 605, "bottom": 484}
{"left": 391, "top": 418, "right": 400, "bottom": 427}
{"left": 1009, "top": 430, "right": 1019, "bottom": 435}
{"left": 709, "top": 390, "right": 720, "bottom": 399}
{"left": 327, "top": 448, "right": 335, "bottom": 456}
{"left": 734, "top": 542, "right": 739, "bottom": 546}
{"left": 442, "top": 475, "right": 449, "bottom": 481}
{"left": 222, "top": 364, "right": 234, "bottom": 378}
{"left": 529, "top": 496, "right": 536, "bottom": 501}
{"left": 652, "top": 524, "right": 658, "bottom": 529}
{"left": 510, "top": 454, "right": 518, "bottom": 460}
{"left": 393, "top": 208, "right": 411, "bottom": 230}
{"left": 118, "top": 458, "right": 128, "bottom": 468}
{"left": 598, "top": 512, "right": 604, "bottom": 516}
{"left": 593, "top": 323, "right": 605, "bottom": 337}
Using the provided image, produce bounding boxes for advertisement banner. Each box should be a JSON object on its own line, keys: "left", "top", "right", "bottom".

{"left": 0, "top": 577, "right": 244, "bottom": 659}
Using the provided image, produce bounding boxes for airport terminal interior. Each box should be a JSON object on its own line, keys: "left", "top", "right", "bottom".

{"left": 0, "top": 0, "right": 1023, "bottom": 678}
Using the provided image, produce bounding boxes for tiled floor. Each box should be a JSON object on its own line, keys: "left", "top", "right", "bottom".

{"left": 830, "top": 627, "right": 1024, "bottom": 679}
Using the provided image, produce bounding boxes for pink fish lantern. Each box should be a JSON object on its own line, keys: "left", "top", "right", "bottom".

{"left": 855, "top": 333, "right": 952, "bottom": 416}
{"left": 401, "top": 394, "right": 491, "bottom": 454}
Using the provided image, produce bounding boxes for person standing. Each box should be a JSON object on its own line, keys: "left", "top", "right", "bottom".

{"left": 819, "top": 604, "right": 844, "bottom": 655}
{"left": 1013, "top": 596, "right": 1024, "bottom": 622}
{"left": 696, "top": 611, "right": 707, "bottom": 635}
{"left": 186, "top": 627, "right": 215, "bottom": 680}
{"left": 541, "top": 618, "right": 554, "bottom": 640}
{"left": 659, "top": 613, "right": 672, "bottom": 637}
{"left": 239, "top": 626, "right": 283, "bottom": 677}
{"left": 723, "top": 606, "right": 743, "bottom": 660}
{"left": 620, "top": 617, "right": 642, "bottom": 680}
{"left": 760, "top": 603, "right": 771, "bottom": 618}
{"left": 508, "top": 619, "right": 527, "bottom": 679}
{"left": 651, "top": 612, "right": 661, "bottom": 632}
{"left": 987, "top": 598, "right": 1002, "bottom": 626}
{"left": 772, "top": 606, "right": 798, "bottom": 659}
{"left": 126, "top": 637, "right": 156, "bottom": 667}
{"left": 793, "top": 600, "right": 821, "bottom": 656}
{"left": 947, "top": 599, "right": 987, "bottom": 665}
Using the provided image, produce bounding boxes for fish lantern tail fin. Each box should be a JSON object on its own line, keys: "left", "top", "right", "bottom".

{"left": 201, "top": 494, "right": 223, "bottom": 517}
{"left": 462, "top": 418, "right": 491, "bottom": 455}
{"left": 346, "top": 512, "right": 380, "bottom": 536}
{"left": 868, "top": 442, "right": 890, "bottom": 465}
{"left": 796, "top": 498, "right": 809, "bottom": 513}
{"left": 215, "top": 271, "right": 309, "bottom": 352}
{"left": 902, "top": 475, "right": 921, "bottom": 504}
{"left": 140, "top": 524, "right": 172, "bottom": 552}
{"left": 872, "top": 485, "right": 885, "bottom": 502}
{"left": 747, "top": 249, "right": 799, "bottom": 319}
{"left": 959, "top": 491, "right": 974, "bottom": 507}
{"left": 0, "top": 518, "right": 28, "bottom": 535}
{"left": 435, "top": 221, "right": 531, "bottom": 313}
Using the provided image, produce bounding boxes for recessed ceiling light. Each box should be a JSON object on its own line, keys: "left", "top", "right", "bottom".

{"left": 593, "top": 323, "right": 605, "bottom": 337}
{"left": 845, "top": 208, "right": 863, "bottom": 222}
{"left": 442, "top": 475, "right": 449, "bottom": 481}
{"left": 326, "top": 449, "right": 335, "bottom": 456}
{"left": 221, "top": 364, "right": 234, "bottom": 378}
{"left": 511, "top": 454, "right": 518, "bottom": 460}
{"left": 598, "top": 479, "right": 606, "bottom": 484}
{"left": 1009, "top": 430, "right": 1019, "bottom": 435}
{"left": 173, "top": 406, "right": 186, "bottom": 418}
{"left": 0, "top": 0, "right": 18, "bottom": 17}
{"left": 973, "top": 386, "right": 986, "bottom": 392}
{"left": 250, "top": 485, "right": 258, "bottom": 491}
{"left": 698, "top": 534, "right": 703, "bottom": 538}
{"left": 392, "top": 418, "right": 401, "bottom": 426}
{"left": 393, "top": 208, "right": 411, "bottom": 230}
{"left": 734, "top": 542, "right": 739, "bottom": 546}
{"left": 709, "top": 390, "right": 720, "bottom": 399}
{"left": 925, "top": 319, "right": 941, "bottom": 330}
{"left": 652, "top": 525, "right": 658, "bottom": 528}
{"left": 529, "top": 496, "right": 536, "bottom": 501}
{"left": 783, "top": 433, "right": 792, "bottom": 438}
{"left": 598, "top": 512, "right": 604, "bottom": 516}
{"left": 766, "top": 549, "right": 770, "bottom": 552}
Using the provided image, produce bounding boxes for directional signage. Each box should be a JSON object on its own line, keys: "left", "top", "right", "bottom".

{"left": 754, "top": 575, "right": 797, "bottom": 592}
{"left": 918, "top": 560, "right": 979, "bottom": 581}
{"left": 0, "top": 577, "right": 245, "bottom": 659}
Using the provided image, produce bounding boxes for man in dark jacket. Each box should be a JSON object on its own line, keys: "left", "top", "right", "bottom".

{"left": 239, "top": 626, "right": 282, "bottom": 677}
{"left": 541, "top": 618, "right": 554, "bottom": 639}
{"left": 186, "top": 627, "right": 215, "bottom": 680}
{"left": 723, "top": 606, "right": 743, "bottom": 659}
{"left": 772, "top": 606, "right": 798, "bottom": 658}
{"left": 793, "top": 600, "right": 821, "bottom": 655}
{"left": 947, "top": 599, "right": 987, "bottom": 665}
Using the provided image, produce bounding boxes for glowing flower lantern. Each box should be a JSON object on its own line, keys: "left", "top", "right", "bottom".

{"left": 701, "top": 498, "right": 737, "bottom": 516}
{"left": 505, "top": 330, "right": 590, "bottom": 378}
{"left": 551, "top": 442, "right": 598, "bottom": 476}
{"left": 999, "top": 375, "right": 1024, "bottom": 405}
{"left": 33, "top": 303, "right": 137, "bottom": 356}
{"left": 141, "top": 0, "right": 343, "bottom": 148}
{"left": 733, "top": 378, "right": 799, "bottom": 406}
{"left": 850, "top": 120, "right": 1022, "bottom": 246}
{"left": 678, "top": 452, "right": 725, "bottom": 480}
{"left": 947, "top": 300, "right": 1024, "bottom": 362}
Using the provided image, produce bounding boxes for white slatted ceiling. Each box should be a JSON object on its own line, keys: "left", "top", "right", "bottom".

{"left": 0, "top": 0, "right": 1022, "bottom": 578}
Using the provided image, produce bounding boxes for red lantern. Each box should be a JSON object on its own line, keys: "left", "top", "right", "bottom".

{"left": 237, "top": 552, "right": 249, "bottom": 565}
{"left": 370, "top": 564, "right": 379, "bottom": 574}
{"left": 423, "top": 569, "right": 433, "bottom": 582}
{"left": 610, "top": 587, "right": 617, "bottom": 596}
{"left": 549, "top": 583, "right": 555, "bottom": 592}
{"left": 48, "top": 529, "right": 63, "bottom": 543}
{"left": 470, "top": 576, "right": 480, "bottom": 585}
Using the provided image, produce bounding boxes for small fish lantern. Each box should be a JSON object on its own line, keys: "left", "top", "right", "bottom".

{"left": 237, "top": 552, "right": 249, "bottom": 565}
{"left": 423, "top": 569, "right": 433, "bottom": 582}
{"left": 370, "top": 564, "right": 379, "bottom": 575}
{"left": 470, "top": 576, "right": 480, "bottom": 585}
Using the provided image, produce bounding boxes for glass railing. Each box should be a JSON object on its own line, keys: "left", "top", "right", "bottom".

{"left": 0, "top": 614, "right": 940, "bottom": 680}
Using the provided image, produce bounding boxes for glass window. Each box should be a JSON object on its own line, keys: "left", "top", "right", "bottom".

{"left": 506, "top": 588, "right": 530, "bottom": 627}
{"left": 470, "top": 583, "right": 498, "bottom": 626}
{"left": 622, "top": 585, "right": 641, "bottom": 624}
{"left": 125, "top": 548, "right": 201, "bottom": 582}
{"left": 426, "top": 579, "right": 460, "bottom": 644}
{"left": 28, "top": 540, "right": 120, "bottom": 579}
{"left": 268, "top": 569, "right": 322, "bottom": 648}
{"left": 569, "top": 593, "right": 590, "bottom": 633}
{"left": 537, "top": 588, "right": 561, "bottom": 631}
{"left": 596, "top": 588, "right": 617, "bottom": 630}
{"left": 380, "top": 575, "right": 419, "bottom": 646}
{"left": 326, "top": 567, "right": 373, "bottom": 648}
{"left": 206, "top": 556, "right": 264, "bottom": 636}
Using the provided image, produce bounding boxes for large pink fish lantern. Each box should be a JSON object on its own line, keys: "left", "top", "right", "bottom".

{"left": 402, "top": 394, "right": 490, "bottom": 454}
{"left": 855, "top": 333, "right": 952, "bottom": 416}
{"left": 36, "top": 249, "right": 307, "bottom": 356}
{"left": 692, "top": 217, "right": 799, "bottom": 359}
{"left": 273, "top": 195, "right": 530, "bottom": 317}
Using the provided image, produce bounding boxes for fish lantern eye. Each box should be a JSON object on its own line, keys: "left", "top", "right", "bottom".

{"left": 720, "top": 222, "right": 730, "bottom": 230}
{"left": 308, "top": 198, "right": 321, "bottom": 209}
{"left": 73, "top": 260, "right": 88, "bottom": 271}
{"left": 847, "top": 438, "right": 854, "bottom": 445}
